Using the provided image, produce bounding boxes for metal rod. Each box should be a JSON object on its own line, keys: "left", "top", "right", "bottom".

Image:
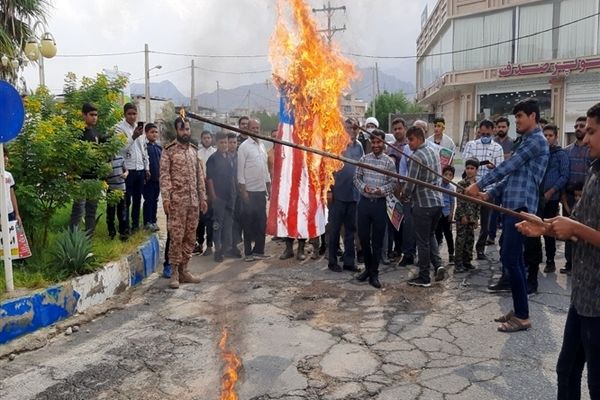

{"left": 186, "top": 112, "right": 536, "bottom": 223}
{"left": 354, "top": 124, "right": 462, "bottom": 191}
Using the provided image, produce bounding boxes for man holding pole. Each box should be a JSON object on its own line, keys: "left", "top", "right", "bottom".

{"left": 465, "top": 98, "right": 549, "bottom": 333}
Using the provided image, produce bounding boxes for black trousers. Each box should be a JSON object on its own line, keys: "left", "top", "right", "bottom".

{"left": 475, "top": 203, "right": 490, "bottom": 253}
{"left": 557, "top": 306, "right": 600, "bottom": 399}
{"left": 196, "top": 206, "right": 213, "bottom": 248}
{"left": 106, "top": 194, "right": 127, "bottom": 237}
{"left": 242, "top": 191, "right": 267, "bottom": 256}
{"left": 125, "top": 170, "right": 145, "bottom": 232}
{"left": 435, "top": 214, "right": 454, "bottom": 256}
{"left": 542, "top": 200, "right": 560, "bottom": 261}
{"left": 328, "top": 199, "right": 357, "bottom": 267}
{"left": 142, "top": 180, "right": 160, "bottom": 225}
{"left": 357, "top": 196, "right": 387, "bottom": 277}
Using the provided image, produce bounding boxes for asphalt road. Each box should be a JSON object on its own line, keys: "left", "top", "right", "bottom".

{"left": 0, "top": 238, "right": 588, "bottom": 400}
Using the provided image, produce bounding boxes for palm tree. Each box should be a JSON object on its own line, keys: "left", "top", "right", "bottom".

{"left": 0, "top": 0, "right": 50, "bottom": 82}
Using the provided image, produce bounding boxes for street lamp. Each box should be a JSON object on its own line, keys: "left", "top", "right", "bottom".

{"left": 144, "top": 64, "right": 162, "bottom": 123}
{"left": 24, "top": 22, "right": 57, "bottom": 87}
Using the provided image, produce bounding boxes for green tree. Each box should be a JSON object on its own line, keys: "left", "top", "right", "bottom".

{"left": 0, "top": 0, "right": 51, "bottom": 82}
{"left": 251, "top": 110, "right": 279, "bottom": 133}
{"left": 365, "top": 91, "right": 424, "bottom": 132}
{"left": 9, "top": 73, "right": 126, "bottom": 246}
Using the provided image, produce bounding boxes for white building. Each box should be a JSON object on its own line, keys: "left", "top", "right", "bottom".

{"left": 417, "top": 0, "right": 600, "bottom": 145}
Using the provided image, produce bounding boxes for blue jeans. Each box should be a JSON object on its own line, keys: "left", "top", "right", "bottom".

{"left": 557, "top": 306, "right": 600, "bottom": 400}
{"left": 500, "top": 213, "right": 528, "bottom": 319}
{"left": 142, "top": 180, "right": 160, "bottom": 225}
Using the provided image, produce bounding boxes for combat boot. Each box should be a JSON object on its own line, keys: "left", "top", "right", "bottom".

{"left": 169, "top": 266, "right": 180, "bottom": 289}
{"left": 310, "top": 238, "right": 320, "bottom": 260}
{"left": 179, "top": 264, "right": 201, "bottom": 284}
{"left": 279, "top": 238, "right": 294, "bottom": 260}
{"left": 297, "top": 240, "right": 306, "bottom": 261}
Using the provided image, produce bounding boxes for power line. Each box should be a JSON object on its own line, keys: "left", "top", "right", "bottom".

{"left": 192, "top": 65, "right": 271, "bottom": 75}
{"left": 348, "top": 10, "right": 600, "bottom": 59}
{"left": 52, "top": 10, "right": 599, "bottom": 61}
{"left": 312, "top": 2, "right": 346, "bottom": 45}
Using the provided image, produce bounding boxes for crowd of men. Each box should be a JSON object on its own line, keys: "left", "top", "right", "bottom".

{"left": 72, "top": 98, "right": 599, "bottom": 398}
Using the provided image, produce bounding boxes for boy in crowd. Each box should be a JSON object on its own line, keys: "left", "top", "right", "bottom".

{"left": 106, "top": 152, "right": 128, "bottom": 241}
{"left": 436, "top": 165, "right": 455, "bottom": 263}
{"left": 143, "top": 123, "right": 162, "bottom": 232}
{"left": 454, "top": 159, "right": 480, "bottom": 273}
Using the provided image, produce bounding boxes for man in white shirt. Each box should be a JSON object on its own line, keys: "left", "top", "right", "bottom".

{"left": 237, "top": 119, "right": 271, "bottom": 261}
{"left": 115, "top": 103, "right": 149, "bottom": 233}
{"left": 427, "top": 117, "right": 456, "bottom": 151}
{"left": 196, "top": 130, "right": 216, "bottom": 255}
{"left": 462, "top": 119, "right": 504, "bottom": 260}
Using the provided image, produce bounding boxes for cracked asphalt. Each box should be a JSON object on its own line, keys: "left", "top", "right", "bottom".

{"left": 0, "top": 238, "right": 586, "bottom": 400}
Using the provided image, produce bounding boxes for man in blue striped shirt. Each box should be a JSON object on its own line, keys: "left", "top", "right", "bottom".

{"left": 465, "top": 98, "right": 549, "bottom": 333}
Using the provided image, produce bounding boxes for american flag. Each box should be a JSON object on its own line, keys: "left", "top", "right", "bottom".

{"left": 267, "top": 96, "right": 327, "bottom": 239}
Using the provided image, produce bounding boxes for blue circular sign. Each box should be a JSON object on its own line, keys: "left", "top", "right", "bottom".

{"left": 0, "top": 80, "right": 25, "bottom": 143}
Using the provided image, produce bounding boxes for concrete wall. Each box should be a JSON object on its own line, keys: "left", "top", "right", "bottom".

{"left": 0, "top": 234, "right": 160, "bottom": 345}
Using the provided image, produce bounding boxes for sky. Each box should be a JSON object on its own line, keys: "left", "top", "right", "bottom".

{"left": 21, "top": 0, "right": 437, "bottom": 96}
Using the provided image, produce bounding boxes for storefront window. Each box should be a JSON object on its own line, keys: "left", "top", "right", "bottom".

{"left": 478, "top": 90, "right": 551, "bottom": 138}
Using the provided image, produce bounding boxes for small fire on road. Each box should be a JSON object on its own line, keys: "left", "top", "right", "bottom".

{"left": 219, "top": 328, "right": 241, "bottom": 400}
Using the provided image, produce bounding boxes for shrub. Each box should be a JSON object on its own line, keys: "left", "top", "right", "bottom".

{"left": 51, "top": 228, "right": 97, "bottom": 276}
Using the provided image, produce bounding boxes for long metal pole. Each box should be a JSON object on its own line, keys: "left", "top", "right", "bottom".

{"left": 185, "top": 112, "right": 536, "bottom": 223}
{"left": 190, "top": 59, "right": 196, "bottom": 113}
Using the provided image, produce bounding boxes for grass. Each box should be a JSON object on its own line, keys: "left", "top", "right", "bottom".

{"left": 0, "top": 203, "right": 151, "bottom": 299}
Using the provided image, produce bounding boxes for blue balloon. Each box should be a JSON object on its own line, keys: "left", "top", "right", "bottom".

{"left": 0, "top": 81, "right": 25, "bottom": 143}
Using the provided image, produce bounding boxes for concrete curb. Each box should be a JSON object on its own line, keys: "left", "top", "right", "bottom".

{"left": 0, "top": 234, "right": 161, "bottom": 345}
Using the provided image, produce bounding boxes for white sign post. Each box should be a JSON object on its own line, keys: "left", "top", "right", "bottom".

{"left": 0, "top": 144, "right": 13, "bottom": 291}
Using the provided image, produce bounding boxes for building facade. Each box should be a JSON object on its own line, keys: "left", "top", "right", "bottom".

{"left": 341, "top": 94, "right": 368, "bottom": 124}
{"left": 416, "top": 0, "right": 600, "bottom": 145}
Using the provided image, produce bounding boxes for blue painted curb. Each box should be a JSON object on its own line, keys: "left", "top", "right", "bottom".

{"left": 0, "top": 234, "right": 161, "bottom": 345}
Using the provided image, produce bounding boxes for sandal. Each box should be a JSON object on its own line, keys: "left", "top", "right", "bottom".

{"left": 494, "top": 310, "right": 514, "bottom": 323}
{"left": 497, "top": 316, "right": 531, "bottom": 333}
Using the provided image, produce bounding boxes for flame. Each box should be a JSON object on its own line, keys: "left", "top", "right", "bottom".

{"left": 269, "top": 0, "right": 357, "bottom": 198}
{"left": 219, "top": 328, "right": 242, "bottom": 400}
{"left": 179, "top": 107, "right": 187, "bottom": 119}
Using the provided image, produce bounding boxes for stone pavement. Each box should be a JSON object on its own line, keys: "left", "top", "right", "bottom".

{"left": 0, "top": 238, "right": 588, "bottom": 400}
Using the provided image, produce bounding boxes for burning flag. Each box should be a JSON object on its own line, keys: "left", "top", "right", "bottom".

{"left": 219, "top": 328, "right": 241, "bottom": 400}
{"left": 267, "top": 0, "right": 356, "bottom": 239}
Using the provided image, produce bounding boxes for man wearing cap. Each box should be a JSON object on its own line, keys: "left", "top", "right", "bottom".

{"left": 359, "top": 117, "right": 378, "bottom": 154}
{"left": 353, "top": 129, "right": 397, "bottom": 289}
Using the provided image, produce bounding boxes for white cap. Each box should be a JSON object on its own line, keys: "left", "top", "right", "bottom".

{"left": 365, "top": 117, "right": 379, "bottom": 128}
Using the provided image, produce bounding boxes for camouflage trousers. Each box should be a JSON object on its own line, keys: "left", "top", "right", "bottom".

{"left": 454, "top": 223, "right": 475, "bottom": 264}
{"left": 168, "top": 204, "right": 200, "bottom": 267}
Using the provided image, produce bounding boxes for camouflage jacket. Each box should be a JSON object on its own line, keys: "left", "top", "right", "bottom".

{"left": 455, "top": 178, "right": 480, "bottom": 224}
{"left": 160, "top": 141, "right": 207, "bottom": 206}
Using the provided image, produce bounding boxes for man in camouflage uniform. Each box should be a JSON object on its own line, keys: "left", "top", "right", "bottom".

{"left": 454, "top": 158, "right": 481, "bottom": 273}
{"left": 160, "top": 117, "right": 208, "bottom": 289}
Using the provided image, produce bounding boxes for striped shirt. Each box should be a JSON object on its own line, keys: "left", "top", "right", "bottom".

{"left": 353, "top": 152, "right": 397, "bottom": 199}
{"left": 481, "top": 128, "right": 549, "bottom": 213}
{"left": 404, "top": 144, "right": 444, "bottom": 208}
{"left": 462, "top": 139, "right": 505, "bottom": 185}
{"left": 107, "top": 156, "right": 126, "bottom": 191}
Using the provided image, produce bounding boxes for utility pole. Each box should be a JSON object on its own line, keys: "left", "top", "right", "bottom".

{"left": 371, "top": 67, "right": 376, "bottom": 118}
{"left": 247, "top": 90, "right": 251, "bottom": 114}
{"left": 375, "top": 62, "right": 381, "bottom": 96}
{"left": 312, "top": 2, "right": 346, "bottom": 45}
{"left": 216, "top": 80, "right": 220, "bottom": 112}
{"left": 144, "top": 43, "right": 150, "bottom": 123}
{"left": 190, "top": 60, "right": 196, "bottom": 112}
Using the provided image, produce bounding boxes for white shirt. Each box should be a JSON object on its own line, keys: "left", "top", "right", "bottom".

{"left": 4, "top": 171, "right": 14, "bottom": 214}
{"left": 198, "top": 146, "right": 216, "bottom": 165}
{"left": 237, "top": 138, "right": 270, "bottom": 192}
{"left": 462, "top": 138, "right": 505, "bottom": 184}
{"left": 427, "top": 134, "right": 456, "bottom": 151}
{"left": 115, "top": 120, "right": 149, "bottom": 171}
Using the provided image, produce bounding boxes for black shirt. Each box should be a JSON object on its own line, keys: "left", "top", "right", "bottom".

{"left": 206, "top": 151, "right": 236, "bottom": 202}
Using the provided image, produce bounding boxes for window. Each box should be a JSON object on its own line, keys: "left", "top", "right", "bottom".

{"left": 557, "top": 0, "right": 597, "bottom": 59}
{"left": 418, "top": 25, "right": 453, "bottom": 89}
{"left": 517, "top": 3, "right": 553, "bottom": 63}
{"left": 453, "top": 10, "right": 513, "bottom": 71}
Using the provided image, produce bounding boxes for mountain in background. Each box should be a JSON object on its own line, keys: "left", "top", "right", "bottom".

{"left": 131, "top": 67, "right": 415, "bottom": 113}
